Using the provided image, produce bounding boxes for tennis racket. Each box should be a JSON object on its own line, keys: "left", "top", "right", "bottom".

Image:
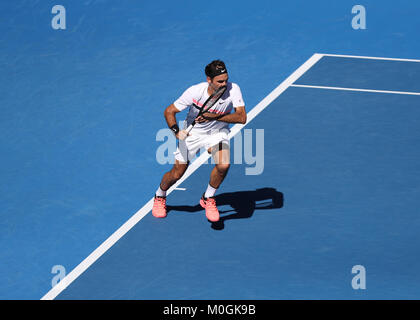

{"left": 185, "top": 85, "right": 227, "bottom": 133}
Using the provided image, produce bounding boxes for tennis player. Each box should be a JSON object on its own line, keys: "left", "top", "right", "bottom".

{"left": 152, "top": 60, "right": 246, "bottom": 222}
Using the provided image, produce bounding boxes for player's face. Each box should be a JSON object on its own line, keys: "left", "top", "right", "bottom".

{"left": 208, "top": 73, "right": 228, "bottom": 92}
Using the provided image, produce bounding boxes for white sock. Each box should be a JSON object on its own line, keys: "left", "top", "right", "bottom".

{"left": 155, "top": 186, "right": 167, "bottom": 197}
{"left": 204, "top": 184, "right": 217, "bottom": 198}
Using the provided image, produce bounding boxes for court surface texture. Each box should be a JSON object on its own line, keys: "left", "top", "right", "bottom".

{"left": 1, "top": 1, "right": 420, "bottom": 300}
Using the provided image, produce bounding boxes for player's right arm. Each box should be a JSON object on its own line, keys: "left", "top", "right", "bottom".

{"left": 164, "top": 104, "right": 189, "bottom": 140}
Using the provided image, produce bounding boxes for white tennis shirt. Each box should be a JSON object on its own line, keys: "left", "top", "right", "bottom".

{"left": 173, "top": 82, "right": 245, "bottom": 133}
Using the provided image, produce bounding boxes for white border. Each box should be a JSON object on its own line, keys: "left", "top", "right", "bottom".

{"left": 40, "top": 53, "right": 323, "bottom": 300}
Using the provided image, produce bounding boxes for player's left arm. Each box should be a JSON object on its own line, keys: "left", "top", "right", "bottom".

{"left": 199, "top": 83, "right": 246, "bottom": 124}
{"left": 201, "top": 106, "right": 247, "bottom": 124}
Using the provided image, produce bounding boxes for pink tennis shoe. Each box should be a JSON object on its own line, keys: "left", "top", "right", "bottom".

{"left": 152, "top": 196, "right": 167, "bottom": 218}
{"left": 200, "top": 194, "right": 220, "bottom": 222}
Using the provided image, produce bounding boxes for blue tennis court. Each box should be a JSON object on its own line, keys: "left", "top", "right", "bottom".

{"left": 49, "top": 54, "right": 420, "bottom": 300}
{"left": 1, "top": 1, "right": 420, "bottom": 300}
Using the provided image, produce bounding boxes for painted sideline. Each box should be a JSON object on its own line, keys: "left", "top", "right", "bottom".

{"left": 321, "top": 53, "right": 420, "bottom": 63}
{"left": 291, "top": 84, "right": 420, "bottom": 96}
{"left": 40, "top": 53, "right": 323, "bottom": 300}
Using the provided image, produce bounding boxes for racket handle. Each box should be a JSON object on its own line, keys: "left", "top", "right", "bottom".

{"left": 186, "top": 124, "right": 193, "bottom": 133}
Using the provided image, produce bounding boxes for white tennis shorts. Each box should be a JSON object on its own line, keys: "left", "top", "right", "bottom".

{"left": 174, "top": 129, "right": 230, "bottom": 163}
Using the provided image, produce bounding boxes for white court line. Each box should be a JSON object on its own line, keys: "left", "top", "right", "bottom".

{"left": 290, "top": 84, "right": 420, "bottom": 96}
{"left": 321, "top": 53, "right": 420, "bottom": 63}
{"left": 228, "top": 53, "right": 324, "bottom": 138}
{"left": 40, "top": 53, "right": 323, "bottom": 300}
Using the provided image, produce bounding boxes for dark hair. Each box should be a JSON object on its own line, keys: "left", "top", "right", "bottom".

{"left": 205, "top": 60, "right": 228, "bottom": 78}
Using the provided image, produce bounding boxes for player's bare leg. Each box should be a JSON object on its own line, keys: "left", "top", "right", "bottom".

{"left": 153, "top": 160, "right": 188, "bottom": 218}
{"left": 209, "top": 142, "right": 230, "bottom": 188}
{"left": 200, "top": 142, "right": 230, "bottom": 222}
{"left": 160, "top": 160, "right": 189, "bottom": 191}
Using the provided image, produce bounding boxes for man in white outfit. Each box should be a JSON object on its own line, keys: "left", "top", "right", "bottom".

{"left": 152, "top": 60, "right": 247, "bottom": 222}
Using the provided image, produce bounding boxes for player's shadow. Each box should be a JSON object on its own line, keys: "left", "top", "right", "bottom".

{"left": 166, "top": 187, "right": 284, "bottom": 230}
